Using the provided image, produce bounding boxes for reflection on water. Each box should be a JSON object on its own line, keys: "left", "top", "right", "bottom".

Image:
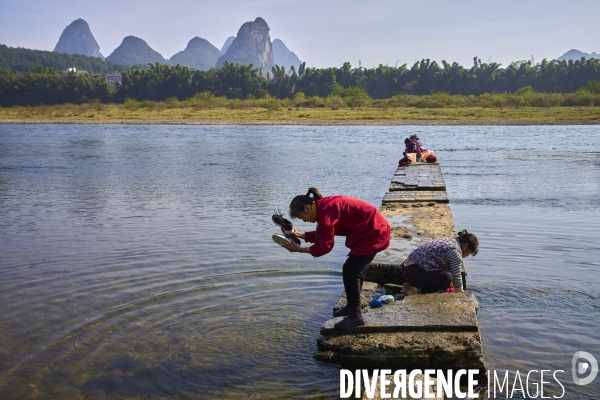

{"left": 452, "top": 206, "right": 600, "bottom": 399}
{"left": 0, "top": 124, "right": 599, "bottom": 399}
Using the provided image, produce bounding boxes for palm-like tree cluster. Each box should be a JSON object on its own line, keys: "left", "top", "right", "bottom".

{"left": 1, "top": 57, "right": 599, "bottom": 107}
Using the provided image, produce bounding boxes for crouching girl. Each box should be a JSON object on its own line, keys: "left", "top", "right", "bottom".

{"left": 401, "top": 230, "right": 478, "bottom": 295}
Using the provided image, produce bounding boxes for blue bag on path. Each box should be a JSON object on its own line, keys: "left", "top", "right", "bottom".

{"left": 369, "top": 299, "right": 383, "bottom": 308}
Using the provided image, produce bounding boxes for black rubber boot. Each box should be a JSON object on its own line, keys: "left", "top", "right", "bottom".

{"left": 333, "top": 305, "right": 351, "bottom": 317}
{"left": 334, "top": 314, "right": 365, "bottom": 330}
{"left": 334, "top": 276, "right": 365, "bottom": 317}
{"left": 334, "top": 306, "right": 365, "bottom": 330}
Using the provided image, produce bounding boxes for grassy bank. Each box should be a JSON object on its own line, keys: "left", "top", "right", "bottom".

{"left": 1, "top": 93, "right": 600, "bottom": 124}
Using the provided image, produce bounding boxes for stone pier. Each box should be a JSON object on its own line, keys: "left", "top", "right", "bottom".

{"left": 315, "top": 162, "right": 486, "bottom": 386}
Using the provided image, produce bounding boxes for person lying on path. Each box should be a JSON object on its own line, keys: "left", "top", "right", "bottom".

{"left": 280, "top": 187, "right": 391, "bottom": 330}
{"left": 401, "top": 230, "right": 479, "bottom": 295}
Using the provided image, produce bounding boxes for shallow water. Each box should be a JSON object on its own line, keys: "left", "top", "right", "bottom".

{"left": 0, "top": 124, "right": 598, "bottom": 399}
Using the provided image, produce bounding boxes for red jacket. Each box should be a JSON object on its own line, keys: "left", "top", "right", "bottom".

{"left": 304, "top": 196, "right": 391, "bottom": 257}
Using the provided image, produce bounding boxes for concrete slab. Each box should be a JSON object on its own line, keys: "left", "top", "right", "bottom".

{"left": 380, "top": 203, "right": 457, "bottom": 241}
{"left": 322, "top": 293, "right": 479, "bottom": 335}
{"left": 316, "top": 329, "right": 486, "bottom": 372}
{"left": 390, "top": 182, "right": 446, "bottom": 191}
{"left": 391, "top": 163, "right": 446, "bottom": 192}
{"left": 382, "top": 191, "right": 449, "bottom": 204}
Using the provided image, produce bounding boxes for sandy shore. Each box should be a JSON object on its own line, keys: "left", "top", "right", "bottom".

{"left": 2, "top": 118, "right": 599, "bottom": 126}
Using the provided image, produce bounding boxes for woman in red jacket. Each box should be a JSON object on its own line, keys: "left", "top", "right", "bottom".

{"left": 282, "top": 188, "right": 391, "bottom": 329}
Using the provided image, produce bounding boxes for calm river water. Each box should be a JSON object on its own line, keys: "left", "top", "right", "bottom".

{"left": 0, "top": 124, "right": 598, "bottom": 399}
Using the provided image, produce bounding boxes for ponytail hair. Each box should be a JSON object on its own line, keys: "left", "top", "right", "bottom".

{"left": 457, "top": 229, "right": 479, "bottom": 256}
{"left": 289, "top": 187, "right": 323, "bottom": 218}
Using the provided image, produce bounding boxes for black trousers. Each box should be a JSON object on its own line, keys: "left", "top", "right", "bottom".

{"left": 342, "top": 254, "right": 376, "bottom": 317}
{"left": 401, "top": 263, "right": 452, "bottom": 294}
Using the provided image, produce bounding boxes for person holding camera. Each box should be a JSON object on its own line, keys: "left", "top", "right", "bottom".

{"left": 280, "top": 187, "right": 391, "bottom": 329}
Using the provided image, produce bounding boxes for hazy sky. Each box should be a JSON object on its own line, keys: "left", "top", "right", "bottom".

{"left": 1, "top": 0, "right": 598, "bottom": 68}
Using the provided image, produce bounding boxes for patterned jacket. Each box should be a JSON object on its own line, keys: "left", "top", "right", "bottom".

{"left": 408, "top": 238, "right": 464, "bottom": 291}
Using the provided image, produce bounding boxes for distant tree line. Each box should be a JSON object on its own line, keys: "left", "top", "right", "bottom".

{"left": 1, "top": 56, "right": 600, "bottom": 107}
{"left": 0, "top": 44, "right": 129, "bottom": 74}
{"left": 0, "top": 67, "right": 113, "bottom": 106}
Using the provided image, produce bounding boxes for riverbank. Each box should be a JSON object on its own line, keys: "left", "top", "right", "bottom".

{"left": 1, "top": 105, "right": 599, "bottom": 125}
